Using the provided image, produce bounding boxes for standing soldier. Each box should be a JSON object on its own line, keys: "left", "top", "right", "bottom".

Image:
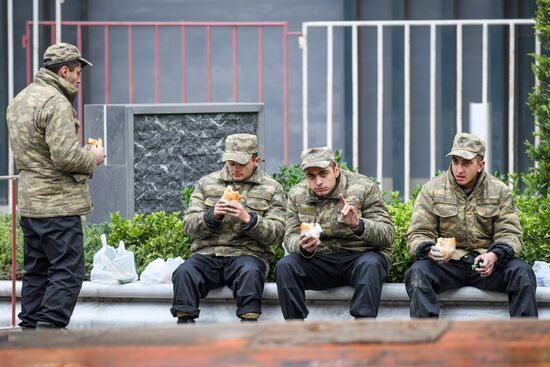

{"left": 276, "top": 147, "right": 395, "bottom": 320}
{"left": 405, "top": 132, "right": 538, "bottom": 318}
{"left": 171, "top": 134, "right": 286, "bottom": 323}
{"left": 6, "top": 43, "right": 105, "bottom": 329}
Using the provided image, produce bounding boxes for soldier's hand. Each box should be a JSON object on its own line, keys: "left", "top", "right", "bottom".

{"left": 298, "top": 233, "right": 320, "bottom": 253}
{"left": 339, "top": 194, "right": 361, "bottom": 229}
{"left": 88, "top": 146, "right": 106, "bottom": 166}
{"left": 223, "top": 200, "right": 252, "bottom": 223}
{"left": 213, "top": 200, "right": 228, "bottom": 220}
{"left": 428, "top": 246, "right": 447, "bottom": 263}
{"left": 474, "top": 252, "right": 497, "bottom": 277}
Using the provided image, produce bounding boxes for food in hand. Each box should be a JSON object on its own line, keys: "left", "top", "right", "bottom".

{"left": 87, "top": 138, "right": 103, "bottom": 148}
{"left": 300, "top": 222, "right": 322, "bottom": 239}
{"left": 435, "top": 237, "right": 456, "bottom": 261}
{"left": 222, "top": 185, "right": 241, "bottom": 202}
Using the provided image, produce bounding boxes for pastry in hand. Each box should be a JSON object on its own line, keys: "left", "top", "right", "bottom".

{"left": 300, "top": 222, "right": 322, "bottom": 239}
{"left": 222, "top": 185, "right": 241, "bottom": 202}
{"left": 86, "top": 137, "right": 103, "bottom": 148}
{"left": 435, "top": 237, "right": 456, "bottom": 261}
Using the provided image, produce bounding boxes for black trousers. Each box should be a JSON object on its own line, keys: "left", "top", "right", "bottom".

{"left": 405, "top": 258, "right": 538, "bottom": 318}
{"left": 170, "top": 254, "right": 266, "bottom": 319}
{"left": 275, "top": 251, "right": 388, "bottom": 319}
{"left": 18, "top": 216, "right": 84, "bottom": 328}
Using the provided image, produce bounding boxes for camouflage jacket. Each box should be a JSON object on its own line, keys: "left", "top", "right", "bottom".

{"left": 285, "top": 170, "right": 395, "bottom": 263}
{"left": 406, "top": 169, "right": 523, "bottom": 259}
{"left": 183, "top": 166, "right": 286, "bottom": 271}
{"left": 6, "top": 68, "right": 96, "bottom": 218}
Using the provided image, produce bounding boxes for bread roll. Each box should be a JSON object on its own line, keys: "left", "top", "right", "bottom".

{"left": 222, "top": 186, "right": 241, "bottom": 202}
{"left": 436, "top": 237, "right": 456, "bottom": 261}
{"left": 300, "top": 222, "right": 322, "bottom": 238}
{"left": 87, "top": 138, "right": 103, "bottom": 148}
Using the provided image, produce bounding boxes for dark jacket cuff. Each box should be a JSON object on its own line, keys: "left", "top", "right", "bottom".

{"left": 352, "top": 220, "right": 365, "bottom": 237}
{"left": 240, "top": 212, "right": 258, "bottom": 231}
{"left": 204, "top": 208, "right": 223, "bottom": 230}
{"left": 416, "top": 241, "right": 435, "bottom": 260}
{"left": 488, "top": 242, "right": 515, "bottom": 266}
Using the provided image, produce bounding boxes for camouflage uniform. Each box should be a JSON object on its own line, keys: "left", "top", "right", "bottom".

{"left": 171, "top": 134, "right": 286, "bottom": 322}
{"left": 276, "top": 147, "right": 395, "bottom": 320}
{"left": 6, "top": 43, "right": 95, "bottom": 328}
{"left": 405, "top": 133, "right": 538, "bottom": 318}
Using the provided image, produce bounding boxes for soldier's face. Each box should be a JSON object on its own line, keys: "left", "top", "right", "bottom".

{"left": 304, "top": 165, "right": 340, "bottom": 197}
{"left": 226, "top": 156, "right": 261, "bottom": 182}
{"left": 451, "top": 155, "right": 485, "bottom": 189}
{"left": 61, "top": 64, "right": 82, "bottom": 87}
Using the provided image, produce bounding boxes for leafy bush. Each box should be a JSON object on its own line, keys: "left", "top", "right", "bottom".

{"left": 385, "top": 192, "right": 415, "bottom": 282}
{"left": 0, "top": 214, "right": 23, "bottom": 279}
{"left": 107, "top": 211, "right": 191, "bottom": 275}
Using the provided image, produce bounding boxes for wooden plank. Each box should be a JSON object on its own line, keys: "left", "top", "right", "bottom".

{"left": 0, "top": 319, "right": 549, "bottom": 367}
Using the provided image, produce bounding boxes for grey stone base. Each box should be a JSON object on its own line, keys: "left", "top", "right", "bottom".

{"left": 1, "top": 282, "right": 548, "bottom": 329}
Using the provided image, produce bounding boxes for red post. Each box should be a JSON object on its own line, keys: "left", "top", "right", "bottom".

{"left": 104, "top": 25, "right": 110, "bottom": 104}
{"left": 51, "top": 25, "right": 56, "bottom": 44}
{"left": 154, "top": 25, "right": 160, "bottom": 103}
{"left": 206, "top": 25, "right": 212, "bottom": 102}
{"left": 11, "top": 178, "right": 17, "bottom": 327}
{"left": 128, "top": 25, "right": 134, "bottom": 103}
{"left": 25, "top": 22, "right": 31, "bottom": 85}
{"left": 258, "top": 26, "right": 264, "bottom": 103}
{"left": 181, "top": 25, "right": 187, "bottom": 103}
{"left": 232, "top": 26, "right": 238, "bottom": 102}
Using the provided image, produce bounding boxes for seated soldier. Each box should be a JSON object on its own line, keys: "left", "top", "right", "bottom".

{"left": 171, "top": 133, "right": 286, "bottom": 323}
{"left": 405, "top": 132, "right": 538, "bottom": 318}
{"left": 276, "top": 147, "right": 395, "bottom": 320}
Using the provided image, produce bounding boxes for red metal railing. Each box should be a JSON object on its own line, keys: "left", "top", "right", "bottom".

{"left": 0, "top": 176, "right": 18, "bottom": 328}
{"left": 23, "top": 21, "right": 300, "bottom": 164}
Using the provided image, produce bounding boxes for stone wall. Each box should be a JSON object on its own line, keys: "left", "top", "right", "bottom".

{"left": 84, "top": 103, "right": 264, "bottom": 223}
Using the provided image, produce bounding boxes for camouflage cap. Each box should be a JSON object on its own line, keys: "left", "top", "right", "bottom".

{"left": 301, "top": 146, "right": 335, "bottom": 170}
{"left": 43, "top": 43, "right": 93, "bottom": 67}
{"left": 446, "top": 132, "right": 486, "bottom": 160}
{"left": 223, "top": 133, "right": 258, "bottom": 164}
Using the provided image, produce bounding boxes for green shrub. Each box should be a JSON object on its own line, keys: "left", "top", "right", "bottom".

{"left": 107, "top": 211, "right": 191, "bottom": 275}
{"left": 0, "top": 214, "right": 24, "bottom": 279}
{"left": 385, "top": 192, "right": 415, "bottom": 282}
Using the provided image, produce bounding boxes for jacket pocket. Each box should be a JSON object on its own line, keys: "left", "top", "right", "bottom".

{"left": 245, "top": 191, "right": 271, "bottom": 215}
{"left": 433, "top": 203, "right": 458, "bottom": 237}
{"left": 475, "top": 204, "right": 499, "bottom": 236}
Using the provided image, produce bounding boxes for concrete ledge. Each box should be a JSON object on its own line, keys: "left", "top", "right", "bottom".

{"left": 1, "top": 281, "right": 549, "bottom": 328}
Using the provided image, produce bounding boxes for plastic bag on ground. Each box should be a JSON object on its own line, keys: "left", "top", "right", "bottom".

{"left": 533, "top": 261, "right": 550, "bottom": 287}
{"left": 90, "top": 234, "right": 138, "bottom": 284}
{"left": 140, "top": 257, "right": 185, "bottom": 284}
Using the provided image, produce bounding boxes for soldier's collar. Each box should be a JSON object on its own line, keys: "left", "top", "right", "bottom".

{"left": 36, "top": 68, "right": 79, "bottom": 102}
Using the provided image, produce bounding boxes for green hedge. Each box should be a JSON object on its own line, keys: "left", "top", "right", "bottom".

{"left": 1, "top": 172, "right": 549, "bottom": 283}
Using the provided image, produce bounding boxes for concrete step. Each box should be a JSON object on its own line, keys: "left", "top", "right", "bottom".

{"left": 1, "top": 281, "right": 549, "bottom": 328}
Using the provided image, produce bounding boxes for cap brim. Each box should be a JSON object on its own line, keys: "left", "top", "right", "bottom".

{"left": 223, "top": 152, "right": 252, "bottom": 165}
{"left": 302, "top": 160, "right": 331, "bottom": 170}
{"left": 446, "top": 150, "right": 477, "bottom": 160}
{"left": 79, "top": 57, "right": 93, "bottom": 67}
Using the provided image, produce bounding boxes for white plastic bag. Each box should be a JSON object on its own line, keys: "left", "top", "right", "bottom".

{"left": 140, "top": 257, "right": 184, "bottom": 284}
{"left": 533, "top": 261, "right": 550, "bottom": 287}
{"left": 90, "top": 234, "right": 138, "bottom": 284}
